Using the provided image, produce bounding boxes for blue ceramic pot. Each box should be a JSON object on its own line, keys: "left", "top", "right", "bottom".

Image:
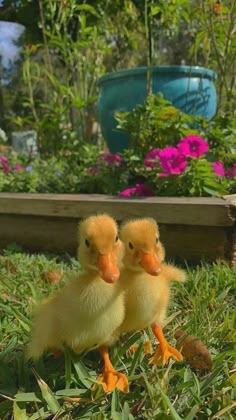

{"left": 97, "top": 65, "right": 217, "bottom": 153}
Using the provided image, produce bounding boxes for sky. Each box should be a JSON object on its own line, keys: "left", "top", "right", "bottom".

{"left": 0, "top": 21, "right": 25, "bottom": 71}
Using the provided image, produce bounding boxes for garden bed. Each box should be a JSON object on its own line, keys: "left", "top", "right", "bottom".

{"left": 0, "top": 193, "right": 235, "bottom": 266}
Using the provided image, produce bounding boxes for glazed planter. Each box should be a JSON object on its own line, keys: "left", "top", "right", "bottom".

{"left": 0, "top": 193, "right": 235, "bottom": 267}
{"left": 97, "top": 65, "right": 217, "bottom": 153}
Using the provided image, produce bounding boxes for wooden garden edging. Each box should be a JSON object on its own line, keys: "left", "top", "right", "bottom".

{"left": 0, "top": 193, "right": 235, "bottom": 266}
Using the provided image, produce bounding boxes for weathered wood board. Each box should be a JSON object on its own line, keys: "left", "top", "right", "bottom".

{"left": 0, "top": 193, "right": 234, "bottom": 226}
{"left": 0, "top": 193, "right": 235, "bottom": 266}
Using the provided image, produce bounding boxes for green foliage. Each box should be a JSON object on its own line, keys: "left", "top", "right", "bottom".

{"left": 0, "top": 96, "right": 235, "bottom": 198}
{"left": 190, "top": 0, "right": 236, "bottom": 112}
{"left": 116, "top": 94, "right": 199, "bottom": 152}
{"left": 115, "top": 94, "right": 235, "bottom": 197}
{"left": 0, "top": 251, "right": 235, "bottom": 418}
{"left": 3, "top": 0, "right": 147, "bottom": 152}
{"left": 16, "top": 0, "right": 111, "bottom": 153}
{"left": 0, "top": 144, "right": 128, "bottom": 195}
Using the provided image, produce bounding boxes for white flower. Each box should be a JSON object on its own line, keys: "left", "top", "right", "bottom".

{"left": 0, "top": 128, "right": 8, "bottom": 143}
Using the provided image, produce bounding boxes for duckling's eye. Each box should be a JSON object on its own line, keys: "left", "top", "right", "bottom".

{"left": 115, "top": 235, "right": 119, "bottom": 242}
{"left": 129, "top": 241, "right": 134, "bottom": 250}
{"left": 85, "top": 239, "right": 90, "bottom": 248}
{"left": 156, "top": 237, "right": 159, "bottom": 244}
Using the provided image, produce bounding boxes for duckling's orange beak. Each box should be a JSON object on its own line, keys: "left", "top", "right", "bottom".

{"left": 140, "top": 251, "right": 161, "bottom": 276}
{"left": 97, "top": 254, "right": 120, "bottom": 283}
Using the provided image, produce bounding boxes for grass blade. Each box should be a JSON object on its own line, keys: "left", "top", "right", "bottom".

{"left": 128, "top": 342, "right": 143, "bottom": 377}
{"left": 64, "top": 348, "right": 72, "bottom": 389}
{"left": 33, "top": 370, "right": 60, "bottom": 414}
{"left": 157, "top": 384, "right": 183, "bottom": 420}
{"left": 13, "top": 401, "right": 29, "bottom": 420}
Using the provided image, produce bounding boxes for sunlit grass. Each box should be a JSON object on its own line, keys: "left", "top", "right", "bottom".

{"left": 0, "top": 249, "right": 235, "bottom": 419}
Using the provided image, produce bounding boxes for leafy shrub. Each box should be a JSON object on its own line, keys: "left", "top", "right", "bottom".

{"left": 0, "top": 95, "right": 235, "bottom": 198}
{"left": 115, "top": 94, "right": 235, "bottom": 197}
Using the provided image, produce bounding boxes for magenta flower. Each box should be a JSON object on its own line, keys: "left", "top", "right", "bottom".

{"left": 158, "top": 146, "right": 187, "bottom": 175}
{"left": 0, "top": 155, "right": 12, "bottom": 173}
{"left": 225, "top": 163, "right": 236, "bottom": 178}
{"left": 178, "top": 135, "right": 209, "bottom": 158}
{"left": 99, "top": 152, "right": 122, "bottom": 166}
{"left": 119, "top": 183, "right": 153, "bottom": 197}
{"left": 144, "top": 149, "right": 160, "bottom": 168}
{"left": 212, "top": 161, "right": 225, "bottom": 177}
{"left": 0, "top": 155, "right": 8, "bottom": 164}
{"left": 14, "top": 164, "right": 23, "bottom": 172}
{"left": 2, "top": 164, "right": 11, "bottom": 173}
{"left": 119, "top": 187, "right": 136, "bottom": 197}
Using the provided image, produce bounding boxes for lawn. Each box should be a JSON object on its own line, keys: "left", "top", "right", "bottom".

{"left": 0, "top": 249, "right": 235, "bottom": 419}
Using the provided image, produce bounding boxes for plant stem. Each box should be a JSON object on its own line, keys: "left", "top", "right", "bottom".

{"left": 145, "top": 0, "right": 153, "bottom": 96}
{"left": 38, "top": 0, "right": 53, "bottom": 75}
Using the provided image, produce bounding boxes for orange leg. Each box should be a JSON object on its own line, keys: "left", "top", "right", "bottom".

{"left": 97, "top": 346, "right": 129, "bottom": 393}
{"left": 149, "top": 325, "right": 183, "bottom": 366}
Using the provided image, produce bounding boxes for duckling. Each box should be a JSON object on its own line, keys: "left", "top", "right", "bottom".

{"left": 119, "top": 218, "right": 186, "bottom": 366}
{"left": 27, "top": 214, "right": 128, "bottom": 393}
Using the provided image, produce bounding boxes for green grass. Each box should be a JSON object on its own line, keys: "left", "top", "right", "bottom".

{"left": 0, "top": 249, "right": 235, "bottom": 419}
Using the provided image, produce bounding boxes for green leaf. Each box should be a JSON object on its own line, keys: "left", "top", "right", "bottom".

{"left": 128, "top": 342, "right": 143, "bottom": 377}
{"left": 15, "top": 393, "right": 41, "bottom": 403}
{"left": 111, "top": 388, "right": 120, "bottom": 414}
{"left": 64, "top": 348, "right": 72, "bottom": 389}
{"left": 111, "top": 413, "right": 122, "bottom": 420}
{"left": 151, "top": 6, "right": 161, "bottom": 16}
{"left": 122, "top": 402, "right": 134, "bottom": 420}
{"left": 157, "top": 384, "right": 184, "bottom": 420}
{"left": 13, "top": 402, "right": 29, "bottom": 420}
{"left": 185, "top": 404, "right": 200, "bottom": 420}
{"left": 71, "top": 357, "right": 92, "bottom": 389}
{"left": 34, "top": 373, "right": 60, "bottom": 414}
{"left": 75, "top": 4, "right": 99, "bottom": 16}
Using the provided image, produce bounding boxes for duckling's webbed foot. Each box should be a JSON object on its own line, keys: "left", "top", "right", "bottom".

{"left": 98, "top": 367, "right": 129, "bottom": 393}
{"left": 149, "top": 325, "right": 183, "bottom": 366}
{"left": 98, "top": 346, "right": 129, "bottom": 393}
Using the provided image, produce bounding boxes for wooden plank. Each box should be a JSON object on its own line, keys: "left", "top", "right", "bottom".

{"left": 160, "top": 224, "right": 228, "bottom": 263}
{"left": 0, "top": 215, "right": 229, "bottom": 264}
{"left": 0, "top": 193, "right": 234, "bottom": 227}
{"left": 0, "top": 215, "right": 78, "bottom": 255}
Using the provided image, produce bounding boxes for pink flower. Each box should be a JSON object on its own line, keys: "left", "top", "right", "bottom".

{"left": 158, "top": 146, "right": 187, "bottom": 175}
{"left": 119, "top": 183, "right": 153, "bottom": 197}
{"left": 178, "top": 135, "right": 209, "bottom": 158}
{"left": 119, "top": 187, "right": 136, "bottom": 197}
{"left": 225, "top": 163, "right": 236, "bottom": 178}
{"left": 99, "top": 152, "right": 122, "bottom": 166}
{"left": 157, "top": 172, "right": 169, "bottom": 177}
{"left": 144, "top": 149, "right": 160, "bottom": 168}
{"left": 0, "top": 155, "right": 8, "bottom": 164}
{"left": 14, "top": 164, "right": 23, "bottom": 172}
{"left": 212, "top": 161, "right": 225, "bottom": 177}
{"left": 0, "top": 155, "right": 12, "bottom": 173}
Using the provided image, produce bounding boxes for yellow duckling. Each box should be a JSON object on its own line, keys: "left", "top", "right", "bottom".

{"left": 119, "top": 218, "right": 186, "bottom": 366}
{"left": 27, "top": 214, "right": 128, "bottom": 393}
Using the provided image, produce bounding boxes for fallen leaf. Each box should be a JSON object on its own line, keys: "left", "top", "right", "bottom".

{"left": 174, "top": 330, "right": 212, "bottom": 371}
{"left": 42, "top": 270, "right": 64, "bottom": 283}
